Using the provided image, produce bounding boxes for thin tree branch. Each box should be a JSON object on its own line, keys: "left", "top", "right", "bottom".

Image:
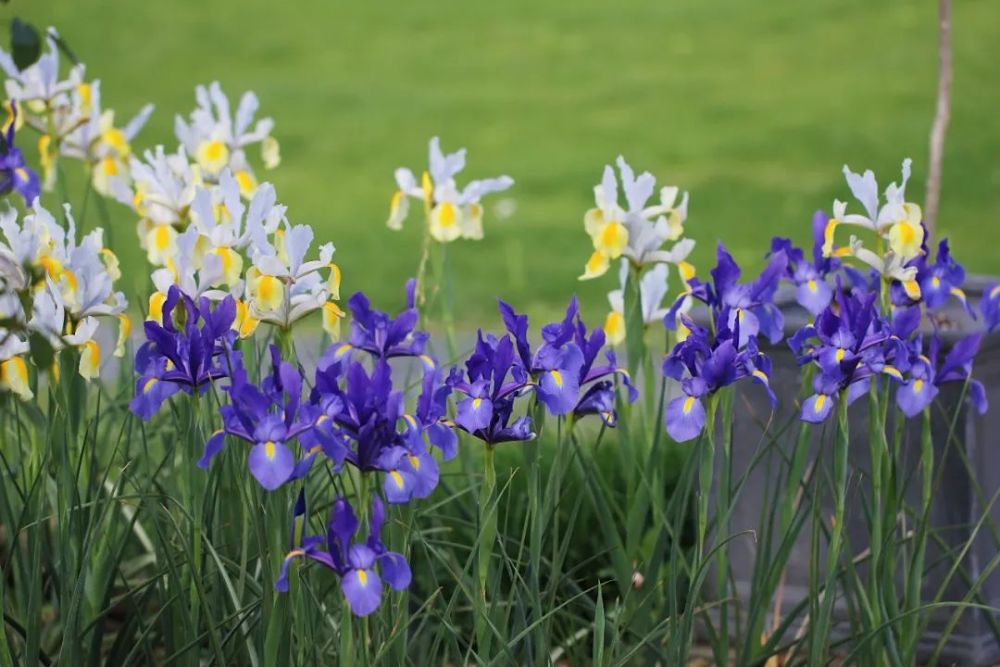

{"left": 924, "top": 0, "right": 952, "bottom": 238}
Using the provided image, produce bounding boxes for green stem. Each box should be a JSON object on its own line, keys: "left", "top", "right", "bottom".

{"left": 476, "top": 444, "right": 498, "bottom": 660}
{"left": 811, "top": 391, "right": 850, "bottom": 665}
{"left": 714, "top": 389, "right": 734, "bottom": 660}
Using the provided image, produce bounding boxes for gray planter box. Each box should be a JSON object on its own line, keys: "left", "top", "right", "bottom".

{"left": 715, "top": 277, "right": 1000, "bottom": 666}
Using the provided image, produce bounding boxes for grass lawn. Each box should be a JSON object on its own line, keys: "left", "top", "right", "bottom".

{"left": 6, "top": 0, "right": 1000, "bottom": 326}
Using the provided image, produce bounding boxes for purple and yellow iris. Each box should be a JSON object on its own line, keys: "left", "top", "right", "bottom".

{"left": 661, "top": 311, "right": 776, "bottom": 442}
{"left": 322, "top": 279, "right": 429, "bottom": 364}
{"left": 790, "top": 287, "right": 912, "bottom": 423}
{"left": 896, "top": 333, "right": 988, "bottom": 418}
{"left": 890, "top": 237, "right": 971, "bottom": 315}
{"left": 666, "top": 243, "right": 787, "bottom": 347}
{"left": 450, "top": 332, "right": 536, "bottom": 445}
{"left": 197, "top": 346, "right": 318, "bottom": 490}
{"left": 769, "top": 211, "right": 839, "bottom": 316}
{"left": 0, "top": 102, "right": 40, "bottom": 205}
{"left": 276, "top": 494, "right": 410, "bottom": 617}
{"left": 309, "top": 350, "right": 454, "bottom": 504}
{"left": 130, "top": 286, "right": 237, "bottom": 420}
{"left": 498, "top": 296, "right": 637, "bottom": 424}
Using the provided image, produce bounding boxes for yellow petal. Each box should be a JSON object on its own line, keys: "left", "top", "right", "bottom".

{"left": 579, "top": 250, "right": 610, "bottom": 281}
{"left": 212, "top": 246, "right": 244, "bottom": 286}
{"left": 604, "top": 311, "right": 625, "bottom": 346}
{"left": 429, "top": 202, "right": 462, "bottom": 243}
{"left": 0, "top": 356, "right": 33, "bottom": 401}
{"left": 252, "top": 273, "right": 285, "bottom": 312}
{"left": 195, "top": 139, "right": 230, "bottom": 175}
{"left": 262, "top": 136, "right": 281, "bottom": 169}
{"left": 233, "top": 300, "right": 260, "bottom": 339}
{"left": 888, "top": 220, "right": 924, "bottom": 261}
{"left": 148, "top": 291, "right": 167, "bottom": 324}
{"left": 115, "top": 314, "right": 131, "bottom": 358}
{"left": 79, "top": 340, "right": 101, "bottom": 380}
{"left": 327, "top": 263, "right": 341, "bottom": 300}
{"left": 593, "top": 221, "right": 628, "bottom": 259}
{"left": 234, "top": 169, "right": 258, "bottom": 198}
{"left": 322, "top": 301, "right": 345, "bottom": 339}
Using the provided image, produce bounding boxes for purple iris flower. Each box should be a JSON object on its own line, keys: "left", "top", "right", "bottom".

{"left": 891, "top": 238, "right": 972, "bottom": 315}
{"left": 276, "top": 494, "right": 411, "bottom": 617}
{"left": 321, "top": 279, "right": 429, "bottom": 364}
{"left": 661, "top": 310, "right": 776, "bottom": 442}
{"left": 309, "top": 355, "right": 453, "bottom": 504}
{"left": 450, "top": 332, "right": 536, "bottom": 445}
{"left": 769, "top": 214, "right": 837, "bottom": 316}
{"left": 198, "top": 346, "right": 318, "bottom": 491}
{"left": 666, "top": 243, "right": 787, "bottom": 347}
{"left": 130, "top": 286, "right": 236, "bottom": 420}
{"left": 498, "top": 297, "right": 638, "bottom": 423}
{"left": 791, "top": 288, "right": 910, "bottom": 424}
{"left": 983, "top": 283, "right": 1000, "bottom": 333}
{"left": 896, "top": 333, "right": 988, "bottom": 418}
{"left": 0, "top": 102, "right": 40, "bottom": 205}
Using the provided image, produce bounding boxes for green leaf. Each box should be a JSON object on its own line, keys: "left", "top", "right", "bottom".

{"left": 27, "top": 331, "right": 54, "bottom": 370}
{"left": 11, "top": 19, "right": 41, "bottom": 70}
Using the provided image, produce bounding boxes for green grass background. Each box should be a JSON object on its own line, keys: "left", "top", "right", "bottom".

{"left": 6, "top": 0, "right": 1000, "bottom": 326}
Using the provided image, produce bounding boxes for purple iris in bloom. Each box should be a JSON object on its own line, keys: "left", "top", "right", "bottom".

{"left": 130, "top": 286, "right": 237, "bottom": 420}
{"left": 896, "top": 333, "right": 988, "bottom": 418}
{"left": 321, "top": 279, "right": 429, "bottom": 365}
{"left": 791, "top": 288, "right": 911, "bottom": 424}
{"left": 198, "top": 346, "right": 318, "bottom": 490}
{"left": 769, "top": 213, "right": 838, "bottom": 316}
{"left": 666, "top": 243, "right": 787, "bottom": 347}
{"left": 498, "top": 297, "right": 638, "bottom": 423}
{"left": 0, "top": 102, "right": 40, "bottom": 205}
{"left": 450, "top": 332, "right": 536, "bottom": 445}
{"left": 276, "top": 494, "right": 411, "bottom": 617}
{"left": 661, "top": 310, "right": 776, "bottom": 442}
{"left": 309, "top": 354, "right": 454, "bottom": 504}
{"left": 983, "top": 283, "right": 1000, "bottom": 333}
{"left": 891, "top": 238, "right": 971, "bottom": 315}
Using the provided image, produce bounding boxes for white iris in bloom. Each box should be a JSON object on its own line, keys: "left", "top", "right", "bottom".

{"left": 387, "top": 136, "right": 514, "bottom": 242}
{"left": 175, "top": 81, "right": 279, "bottom": 189}
{"left": 580, "top": 156, "right": 694, "bottom": 282}
{"left": 0, "top": 202, "right": 129, "bottom": 391}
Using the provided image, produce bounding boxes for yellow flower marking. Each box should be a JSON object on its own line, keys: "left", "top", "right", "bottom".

{"left": 357, "top": 569, "right": 369, "bottom": 586}
{"left": 409, "top": 455, "right": 420, "bottom": 471}
{"left": 814, "top": 395, "right": 827, "bottom": 413}
{"left": 682, "top": 396, "right": 696, "bottom": 415}
{"left": 196, "top": 139, "right": 230, "bottom": 174}
{"left": 0, "top": 356, "right": 33, "bottom": 401}
{"left": 913, "top": 379, "right": 924, "bottom": 393}
{"left": 549, "top": 369, "right": 564, "bottom": 388}
{"left": 604, "top": 311, "right": 625, "bottom": 346}
{"left": 143, "top": 377, "right": 158, "bottom": 394}
{"left": 264, "top": 440, "right": 277, "bottom": 460}
{"left": 79, "top": 340, "right": 101, "bottom": 380}
{"left": 390, "top": 471, "right": 405, "bottom": 489}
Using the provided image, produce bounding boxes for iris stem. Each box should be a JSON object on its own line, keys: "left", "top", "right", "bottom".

{"left": 476, "top": 443, "right": 498, "bottom": 660}
{"left": 714, "top": 388, "right": 734, "bottom": 663}
{"left": 810, "top": 391, "right": 850, "bottom": 665}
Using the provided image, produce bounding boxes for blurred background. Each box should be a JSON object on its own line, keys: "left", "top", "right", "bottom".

{"left": 5, "top": 0, "right": 1000, "bottom": 326}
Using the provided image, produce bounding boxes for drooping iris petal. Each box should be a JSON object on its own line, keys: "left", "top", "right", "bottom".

{"left": 378, "top": 552, "right": 412, "bottom": 591}
{"left": 427, "top": 422, "right": 458, "bottom": 461}
{"left": 455, "top": 396, "right": 493, "bottom": 433}
{"left": 801, "top": 393, "right": 835, "bottom": 424}
{"left": 197, "top": 429, "right": 227, "bottom": 469}
{"left": 795, "top": 278, "right": 833, "bottom": 317}
{"left": 896, "top": 378, "right": 938, "bottom": 418}
{"left": 247, "top": 440, "right": 295, "bottom": 490}
{"left": 341, "top": 568, "right": 383, "bottom": 617}
{"left": 383, "top": 468, "right": 414, "bottom": 504}
{"left": 664, "top": 394, "right": 706, "bottom": 442}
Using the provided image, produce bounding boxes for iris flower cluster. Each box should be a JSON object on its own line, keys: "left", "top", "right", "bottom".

{"left": 667, "top": 242, "right": 787, "bottom": 348}
{"left": 310, "top": 281, "right": 456, "bottom": 502}
{"left": 1, "top": 201, "right": 128, "bottom": 399}
{"left": 387, "top": 137, "right": 514, "bottom": 242}
{"left": 0, "top": 28, "right": 153, "bottom": 194}
{"left": 129, "top": 285, "right": 237, "bottom": 420}
{"left": 769, "top": 210, "right": 840, "bottom": 317}
{"left": 662, "top": 312, "right": 776, "bottom": 442}
{"left": 448, "top": 296, "right": 637, "bottom": 443}
{"left": 113, "top": 157, "right": 342, "bottom": 341}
